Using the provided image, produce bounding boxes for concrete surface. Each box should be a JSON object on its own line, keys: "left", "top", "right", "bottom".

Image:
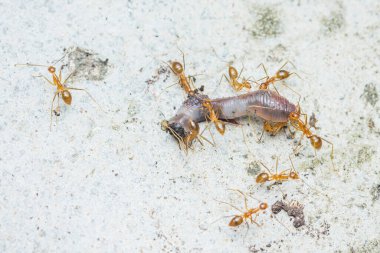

{"left": 0, "top": 0, "right": 379, "bottom": 252}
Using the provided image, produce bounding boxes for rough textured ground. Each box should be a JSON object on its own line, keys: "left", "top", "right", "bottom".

{"left": 0, "top": 0, "right": 379, "bottom": 252}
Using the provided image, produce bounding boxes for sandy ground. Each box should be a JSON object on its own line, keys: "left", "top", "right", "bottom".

{"left": 0, "top": 0, "right": 379, "bottom": 252}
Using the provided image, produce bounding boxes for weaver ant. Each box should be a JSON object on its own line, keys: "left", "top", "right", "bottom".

{"left": 202, "top": 100, "right": 226, "bottom": 135}
{"left": 15, "top": 63, "right": 102, "bottom": 129}
{"left": 165, "top": 50, "right": 197, "bottom": 94}
{"left": 256, "top": 61, "right": 301, "bottom": 93}
{"left": 221, "top": 66, "right": 252, "bottom": 91}
{"left": 288, "top": 109, "right": 334, "bottom": 168}
{"left": 256, "top": 156, "right": 299, "bottom": 185}
{"left": 215, "top": 189, "right": 267, "bottom": 228}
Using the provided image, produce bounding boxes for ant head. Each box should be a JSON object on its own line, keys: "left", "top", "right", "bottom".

{"left": 310, "top": 135, "right": 322, "bottom": 149}
{"left": 171, "top": 61, "right": 183, "bottom": 74}
{"left": 228, "top": 66, "right": 238, "bottom": 79}
{"left": 259, "top": 203, "right": 268, "bottom": 210}
{"left": 259, "top": 83, "right": 267, "bottom": 89}
{"left": 289, "top": 111, "right": 300, "bottom": 120}
{"left": 289, "top": 171, "right": 299, "bottom": 180}
{"left": 243, "top": 80, "right": 252, "bottom": 89}
{"left": 256, "top": 172, "right": 269, "bottom": 183}
{"left": 161, "top": 120, "right": 169, "bottom": 131}
{"left": 276, "top": 70, "right": 290, "bottom": 80}
{"left": 48, "top": 66, "right": 56, "bottom": 73}
{"left": 229, "top": 216, "right": 244, "bottom": 227}
{"left": 61, "top": 90, "right": 72, "bottom": 105}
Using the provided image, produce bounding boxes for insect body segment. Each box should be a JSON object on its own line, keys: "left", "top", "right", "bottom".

{"left": 256, "top": 157, "right": 300, "bottom": 185}
{"left": 223, "top": 66, "right": 252, "bottom": 91}
{"left": 288, "top": 110, "right": 334, "bottom": 161}
{"left": 217, "top": 189, "right": 267, "bottom": 228}
{"left": 16, "top": 62, "right": 101, "bottom": 130}
{"left": 202, "top": 100, "right": 226, "bottom": 135}
{"left": 170, "top": 61, "right": 194, "bottom": 94}
{"left": 229, "top": 202, "right": 268, "bottom": 227}
{"left": 256, "top": 62, "right": 299, "bottom": 91}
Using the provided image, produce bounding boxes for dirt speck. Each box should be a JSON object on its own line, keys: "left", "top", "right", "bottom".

{"left": 370, "top": 184, "right": 380, "bottom": 203}
{"left": 361, "top": 83, "right": 378, "bottom": 106}
{"left": 357, "top": 145, "right": 375, "bottom": 165}
{"left": 350, "top": 239, "right": 380, "bottom": 253}
{"left": 272, "top": 200, "right": 305, "bottom": 228}
{"left": 63, "top": 46, "right": 111, "bottom": 81}
{"left": 145, "top": 65, "right": 170, "bottom": 85}
{"left": 252, "top": 7, "right": 281, "bottom": 38}
{"left": 246, "top": 161, "right": 261, "bottom": 176}
{"left": 321, "top": 12, "right": 345, "bottom": 34}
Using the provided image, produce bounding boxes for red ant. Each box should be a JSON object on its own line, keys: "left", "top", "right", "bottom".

{"left": 222, "top": 66, "right": 252, "bottom": 91}
{"left": 256, "top": 156, "right": 300, "bottom": 185}
{"left": 215, "top": 189, "right": 268, "bottom": 228}
{"left": 15, "top": 63, "right": 102, "bottom": 129}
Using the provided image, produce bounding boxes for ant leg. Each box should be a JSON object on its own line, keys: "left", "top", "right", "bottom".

{"left": 220, "top": 74, "right": 231, "bottom": 88}
{"left": 271, "top": 213, "right": 292, "bottom": 233}
{"left": 251, "top": 214, "right": 261, "bottom": 227}
{"left": 237, "top": 64, "right": 245, "bottom": 80}
{"left": 66, "top": 87, "right": 104, "bottom": 112}
{"left": 50, "top": 91, "right": 59, "bottom": 130}
{"left": 228, "top": 189, "right": 249, "bottom": 210}
{"left": 200, "top": 215, "right": 236, "bottom": 231}
{"left": 258, "top": 122, "right": 266, "bottom": 142}
{"left": 177, "top": 47, "right": 186, "bottom": 71}
{"left": 62, "top": 71, "right": 75, "bottom": 85}
{"left": 214, "top": 199, "right": 244, "bottom": 213}
{"left": 293, "top": 133, "right": 305, "bottom": 155}
{"left": 197, "top": 123, "right": 215, "bottom": 147}
{"left": 288, "top": 155, "right": 297, "bottom": 174}
{"left": 275, "top": 156, "right": 279, "bottom": 175}
{"left": 205, "top": 118, "right": 217, "bottom": 147}
{"left": 257, "top": 63, "right": 269, "bottom": 79}
{"left": 240, "top": 123, "right": 253, "bottom": 155}
{"left": 280, "top": 82, "right": 302, "bottom": 103}
{"left": 34, "top": 74, "right": 55, "bottom": 86}
{"left": 320, "top": 137, "right": 335, "bottom": 170}
{"left": 55, "top": 93, "right": 61, "bottom": 126}
{"left": 259, "top": 161, "right": 274, "bottom": 176}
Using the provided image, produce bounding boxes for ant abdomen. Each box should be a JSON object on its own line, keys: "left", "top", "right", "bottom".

{"left": 61, "top": 90, "right": 72, "bottom": 105}
{"left": 309, "top": 135, "right": 322, "bottom": 149}
{"left": 228, "top": 66, "right": 238, "bottom": 79}
{"left": 229, "top": 216, "right": 244, "bottom": 227}
{"left": 276, "top": 70, "right": 290, "bottom": 80}
{"left": 171, "top": 62, "right": 183, "bottom": 75}
{"left": 256, "top": 172, "right": 269, "bottom": 183}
